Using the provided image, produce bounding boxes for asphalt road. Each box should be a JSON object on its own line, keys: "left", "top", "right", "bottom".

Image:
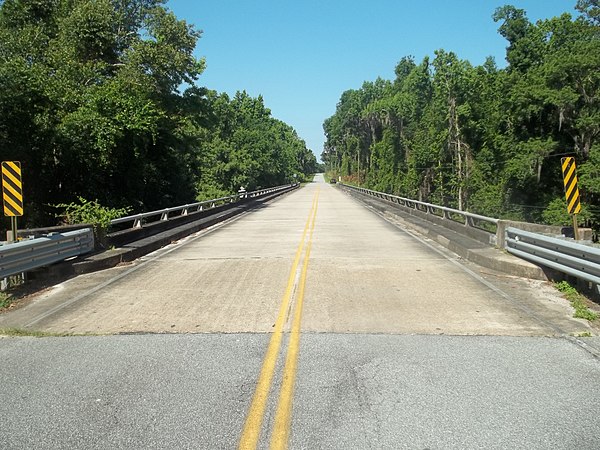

{"left": 1, "top": 175, "right": 599, "bottom": 449}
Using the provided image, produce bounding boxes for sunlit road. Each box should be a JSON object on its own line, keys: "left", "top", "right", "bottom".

{"left": 1, "top": 175, "right": 599, "bottom": 449}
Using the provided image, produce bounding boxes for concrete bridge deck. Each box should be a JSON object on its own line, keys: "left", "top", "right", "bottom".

{"left": 1, "top": 174, "right": 599, "bottom": 449}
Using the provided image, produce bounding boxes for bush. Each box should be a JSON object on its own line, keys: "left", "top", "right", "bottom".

{"left": 54, "top": 197, "right": 130, "bottom": 247}
{"left": 542, "top": 198, "right": 592, "bottom": 226}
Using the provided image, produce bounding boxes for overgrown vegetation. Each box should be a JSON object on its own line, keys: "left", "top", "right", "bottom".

{"left": 0, "top": 275, "right": 24, "bottom": 309}
{"left": 0, "top": 291, "right": 13, "bottom": 309}
{"left": 53, "top": 197, "right": 131, "bottom": 246}
{"left": 54, "top": 196, "right": 130, "bottom": 228}
{"left": 555, "top": 280, "right": 599, "bottom": 321}
{"left": 0, "top": 0, "right": 318, "bottom": 232}
{"left": 322, "top": 1, "right": 600, "bottom": 236}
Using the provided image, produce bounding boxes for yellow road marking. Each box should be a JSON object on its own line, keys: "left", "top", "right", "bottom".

{"left": 271, "top": 189, "right": 318, "bottom": 449}
{"left": 239, "top": 189, "right": 319, "bottom": 450}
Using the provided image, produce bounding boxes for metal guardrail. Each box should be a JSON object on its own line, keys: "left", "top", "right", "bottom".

{"left": 0, "top": 228, "right": 94, "bottom": 279}
{"left": 339, "top": 183, "right": 600, "bottom": 291}
{"left": 506, "top": 227, "right": 600, "bottom": 289}
{"left": 0, "top": 183, "right": 296, "bottom": 285}
{"left": 111, "top": 184, "right": 298, "bottom": 229}
{"left": 339, "top": 183, "right": 498, "bottom": 229}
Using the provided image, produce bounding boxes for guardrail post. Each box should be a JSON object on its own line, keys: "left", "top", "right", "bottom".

{"left": 160, "top": 211, "right": 169, "bottom": 221}
{"left": 497, "top": 220, "right": 507, "bottom": 249}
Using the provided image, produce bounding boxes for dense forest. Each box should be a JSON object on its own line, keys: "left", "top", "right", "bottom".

{"left": 0, "top": 0, "right": 318, "bottom": 229}
{"left": 322, "top": 1, "right": 600, "bottom": 234}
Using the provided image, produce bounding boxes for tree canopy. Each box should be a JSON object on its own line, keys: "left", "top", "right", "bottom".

{"left": 0, "top": 0, "right": 317, "bottom": 228}
{"left": 322, "top": 2, "right": 600, "bottom": 234}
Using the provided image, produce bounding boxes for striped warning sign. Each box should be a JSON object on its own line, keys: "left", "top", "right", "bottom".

{"left": 2, "top": 161, "right": 23, "bottom": 216}
{"left": 561, "top": 157, "right": 581, "bottom": 215}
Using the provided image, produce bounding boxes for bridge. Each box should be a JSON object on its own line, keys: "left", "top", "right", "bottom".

{"left": 1, "top": 175, "right": 600, "bottom": 448}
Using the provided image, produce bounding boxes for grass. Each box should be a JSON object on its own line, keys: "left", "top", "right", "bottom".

{"left": 0, "top": 291, "right": 13, "bottom": 309}
{"left": 555, "top": 281, "right": 599, "bottom": 321}
{"left": 0, "top": 328, "right": 80, "bottom": 337}
{"left": 0, "top": 276, "right": 26, "bottom": 310}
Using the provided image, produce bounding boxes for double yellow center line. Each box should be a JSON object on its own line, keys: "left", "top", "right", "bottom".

{"left": 239, "top": 188, "right": 320, "bottom": 450}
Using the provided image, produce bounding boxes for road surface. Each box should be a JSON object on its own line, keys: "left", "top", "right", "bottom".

{"left": 1, "top": 174, "right": 599, "bottom": 449}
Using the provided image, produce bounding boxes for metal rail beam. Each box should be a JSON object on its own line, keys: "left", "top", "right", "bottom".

{"left": 506, "top": 227, "right": 600, "bottom": 290}
{"left": 0, "top": 229, "right": 94, "bottom": 279}
{"left": 110, "top": 184, "right": 297, "bottom": 229}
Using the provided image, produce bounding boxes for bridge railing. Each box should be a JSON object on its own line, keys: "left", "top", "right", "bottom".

{"left": 3, "top": 183, "right": 298, "bottom": 286}
{"left": 0, "top": 228, "right": 94, "bottom": 280}
{"left": 339, "top": 183, "right": 499, "bottom": 240}
{"left": 110, "top": 184, "right": 297, "bottom": 229}
{"left": 339, "top": 182, "right": 599, "bottom": 293}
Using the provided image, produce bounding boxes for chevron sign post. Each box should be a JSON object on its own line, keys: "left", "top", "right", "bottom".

{"left": 561, "top": 157, "right": 581, "bottom": 240}
{"left": 1, "top": 161, "right": 23, "bottom": 242}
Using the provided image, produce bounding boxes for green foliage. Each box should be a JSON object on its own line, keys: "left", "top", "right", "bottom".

{"left": 555, "top": 280, "right": 578, "bottom": 294}
{"left": 322, "top": 2, "right": 600, "bottom": 235}
{"left": 0, "top": 328, "right": 79, "bottom": 337}
{"left": 0, "top": 272, "right": 23, "bottom": 309}
{"left": 0, "top": 291, "right": 13, "bottom": 309}
{"left": 579, "top": 145, "right": 600, "bottom": 227}
{"left": 190, "top": 91, "right": 316, "bottom": 200}
{"left": 542, "top": 198, "right": 573, "bottom": 226}
{"left": 195, "top": 184, "right": 232, "bottom": 202}
{"left": 555, "top": 280, "right": 599, "bottom": 321}
{"left": 54, "top": 197, "right": 130, "bottom": 229}
{"left": 0, "top": 0, "right": 315, "bottom": 232}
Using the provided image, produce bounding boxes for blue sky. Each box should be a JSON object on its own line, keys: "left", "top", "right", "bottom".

{"left": 167, "top": 0, "right": 578, "bottom": 161}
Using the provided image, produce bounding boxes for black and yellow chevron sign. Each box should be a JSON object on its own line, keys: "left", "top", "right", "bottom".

{"left": 561, "top": 157, "right": 581, "bottom": 215}
{"left": 1, "top": 161, "right": 23, "bottom": 217}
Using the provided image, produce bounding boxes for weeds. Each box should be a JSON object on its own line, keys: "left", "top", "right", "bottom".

{"left": 0, "top": 328, "right": 81, "bottom": 337}
{"left": 555, "top": 281, "right": 599, "bottom": 321}
{"left": 0, "top": 291, "right": 13, "bottom": 309}
{"left": 53, "top": 197, "right": 131, "bottom": 248}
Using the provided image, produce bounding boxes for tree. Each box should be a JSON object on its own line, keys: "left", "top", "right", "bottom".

{"left": 323, "top": 1, "right": 600, "bottom": 234}
{"left": 0, "top": 0, "right": 314, "bottom": 231}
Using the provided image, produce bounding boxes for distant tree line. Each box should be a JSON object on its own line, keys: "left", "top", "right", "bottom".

{"left": 0, "top": 0, "right": 317, "bottom": 228}
{"left": 322, "top": 1, "right": 599, "bottom": 234}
